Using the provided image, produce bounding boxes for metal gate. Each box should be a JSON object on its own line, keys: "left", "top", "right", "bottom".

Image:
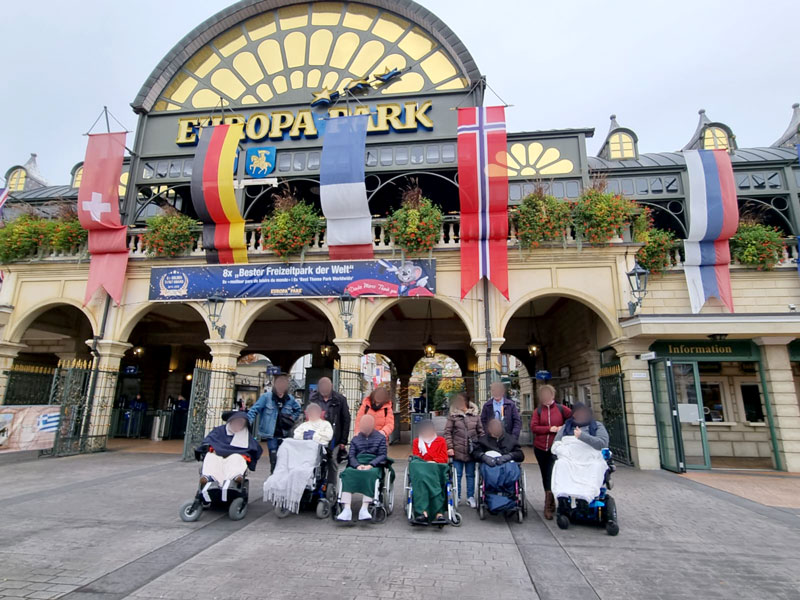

{"left": 3, "top": 364, "right": 56, "bottom": 405}
{"left": 183, "top": 360, "right": 235, "bottom": 460}
{"left": 46, "top": 359, "right": 119, "bottom": 457}
{"left": 599, "top": 362, "right": 632, "bottom": 465}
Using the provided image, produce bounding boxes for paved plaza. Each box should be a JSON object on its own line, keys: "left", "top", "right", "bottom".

{"left": 1, "top": 450, "right": 799, "bottom": 600}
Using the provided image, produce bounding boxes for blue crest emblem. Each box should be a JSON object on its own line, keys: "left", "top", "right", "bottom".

{"left": 245, "top": 147, "right": 276, "bottom": 178}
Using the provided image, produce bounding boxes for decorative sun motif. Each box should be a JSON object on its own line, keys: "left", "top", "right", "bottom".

{"left": 493, "top": 142, "right": 574, "bottom": 178}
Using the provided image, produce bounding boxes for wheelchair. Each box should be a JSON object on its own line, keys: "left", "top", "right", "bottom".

{"left": 179, "top": 444, "right": 251, "bottom": 522}
{"left": 403, "top": 459, "right": 462, "bottom": 528}
{"left": 556, "top": 448, "right": 619, "bottom": 536}
{"left": 475, "top": 461, "right": 528, "bottom": 523}
{"left": 331, "top": 459, "right": 395, "bottom": 523}
{"left": 273, "top": 442, "right": 337, "bottom": 519}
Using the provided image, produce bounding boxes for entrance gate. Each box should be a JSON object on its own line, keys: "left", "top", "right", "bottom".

{"left": 45, "top": 359, "right": 119, "bottom": 457}
{"left": 3, "top": 364, "right": 56, "bottom": 405}
{"left": 599, "top": 362, "right": 632, "bottom": 466}
{"left": 183, "top": 360, "right": 235, "bottom": 460}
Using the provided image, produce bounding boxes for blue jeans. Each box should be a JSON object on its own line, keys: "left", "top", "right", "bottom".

{"left": 453, "top": 460, "right": 476, "bottom": 499}
{"left": 266, "top": 438, "right": 283, "bottom": 472}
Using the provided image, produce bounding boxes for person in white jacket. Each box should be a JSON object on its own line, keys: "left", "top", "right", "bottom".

{"left": 293, "top": 403, "right": 334, "bottom": 446}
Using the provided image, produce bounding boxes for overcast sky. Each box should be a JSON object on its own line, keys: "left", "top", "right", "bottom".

{"left": 2, "top": 0, "right": 797, "bottom": 184}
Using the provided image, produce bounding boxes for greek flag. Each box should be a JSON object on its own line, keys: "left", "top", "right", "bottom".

{"left": 37, "top": 412, "right": 60, "bottom": 433}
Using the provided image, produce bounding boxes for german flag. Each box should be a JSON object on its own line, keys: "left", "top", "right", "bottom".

{"left": 190, "top": 123, "right": 248, "bottom": 264}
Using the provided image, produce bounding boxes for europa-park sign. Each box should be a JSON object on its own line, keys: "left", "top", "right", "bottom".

{"left": 174, "top": 100, "right": 434, "bottom": 146}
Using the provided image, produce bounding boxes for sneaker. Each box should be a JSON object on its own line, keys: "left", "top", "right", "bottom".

{"left": 358, "top": 505, "right": 372, "bottom": 521}
{"left": 467, "top": 497, "right": 477, "bottom": 508}
{"left": 336, "top": 506, "right": 352, "bottom": 521}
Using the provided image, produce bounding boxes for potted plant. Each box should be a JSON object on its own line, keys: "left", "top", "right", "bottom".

{"left": 50, "top": 205, "right": 87, "bottom": 253}
{"left": 730, "top": 221, "right": 785, "bottom": 270}
{"left": 388, "top": 181, "right": 443, "bottom": 255}
{"left": 513, "top": 190, "right": 573, "bottom": 249}
{"left": 140, "top": 214, "right": 198, "bottom": 257}
{"left": 572, "top": 188, "right": 638, "bottom": 245}
{"left": 0, "top": 214, "right": 54, "bottom": 262}
{"left": 261, "top": 187, "right": 320, "bottom": 260}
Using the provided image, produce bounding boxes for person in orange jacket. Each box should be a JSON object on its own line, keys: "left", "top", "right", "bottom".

{"left": 355, "top": 386, "right": 395, "bottom": 440}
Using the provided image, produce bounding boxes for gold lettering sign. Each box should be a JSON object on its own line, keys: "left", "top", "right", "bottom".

{"left": 666, "top": 344, "right": 734, "bottom": 354}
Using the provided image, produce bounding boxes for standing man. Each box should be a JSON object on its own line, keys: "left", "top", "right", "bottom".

{"left": 413, "top": 390, "right": 428, "bottom": 413}
{"left": 308, "top": 376, "right": 351, "bottom": 459}
{"left": 480, "top": 381, "right": 522, "bottom": 439}
{"left": 247, "top": 372, "right": 301, "bottom": 472}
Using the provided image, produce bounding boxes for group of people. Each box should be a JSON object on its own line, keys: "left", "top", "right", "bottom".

{"left": 197, "top": 372, "right": 609, "bottom": 523}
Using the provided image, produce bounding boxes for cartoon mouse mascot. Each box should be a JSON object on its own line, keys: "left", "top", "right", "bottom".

{"left": 377, "top": 260, "right": 430, "bottom": 296}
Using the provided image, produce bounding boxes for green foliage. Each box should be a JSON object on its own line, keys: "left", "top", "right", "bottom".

{"left": 261, "top": 191, "right": 320, "bottom": 260}
{"left": 514, "top": 191, "right": 573, "bottom": 249}
{"left": 730, "top": 222, "right": 785, "bottom": 270}
{"left": 636, "top": 228, "right": 678, "bottom": 274}
{"left": 50, "top": 219, "right": 87, "bottom": 252}
{"left": 572, "top": 188, "right": 638, "bottom": 245}
{"left": 141, "top": 214, "right": 197, "bottom": 257}
{"left": 388, "top": 184, "right": 443, "bottom": 255}
{"left": 0, "top": 215, "right": 56, "bottom": 262}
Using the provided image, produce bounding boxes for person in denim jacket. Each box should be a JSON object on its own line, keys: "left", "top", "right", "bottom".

{"left": 247, "top": 373, "right": 301, "bottom": 472}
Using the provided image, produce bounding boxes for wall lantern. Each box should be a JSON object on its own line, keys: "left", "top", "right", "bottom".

{"left": 205, "top": 294, "right": 227, "bottom": 338}
{"left": 320, "top": 327, "right": 334, "bottom": 358}
{"left": 626, "top": 261, "right": 649, "bottom": 316}
{"left": 422, "top": 301, "right": 437, "bottom": 358}
{"left": 526, "top": 302, "right": 541, "bottom": 356}
{"left": 338, "top": 291, "right": 355, "bottom": 337}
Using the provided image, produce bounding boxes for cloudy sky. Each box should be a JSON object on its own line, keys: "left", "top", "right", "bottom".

{"left": 2, "top": 0, "right": 797, "bottom": 184}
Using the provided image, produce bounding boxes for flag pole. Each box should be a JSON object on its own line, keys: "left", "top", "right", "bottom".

{"left": 482, "top": 277, "right": 493, "bottom": 393}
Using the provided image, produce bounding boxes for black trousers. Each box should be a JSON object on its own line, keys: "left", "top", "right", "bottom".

{"left": 533, "top": 446, "right": 555, "bottom": 493}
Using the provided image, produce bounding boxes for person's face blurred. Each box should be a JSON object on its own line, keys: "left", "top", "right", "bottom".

{"left": 228, "top": 418, "right": 246, "bottom": 433}
{"left": 273, "top": 376, "right": 289, "bottom": 395}
{"left": 418, "top": 423, "right": 435, "bottom": 439}
{"left": 574, "top": 408, "right": 591, "bottom": 423}
{"left": 317, "top": 377, "right": 332, "bottom": 397}
{"left": 306, "top": 404, "right": 322, "bottom": 421}
{"left": 373, "top": 387, "right": 389, "bottom": 406}
{"left": 490, "top": 382, "right": 505, "bottom": 399}
{"left": 453, "top": 395, "right": 466, "bottom": 410}
{"left": 359, "top": 414, "right": 375, "bottom": 435}
{"left": 538, "top": 388, "right": 555, "bottom": 406}
{"left": 487, "top": 419, "right": 503, "bottom": 437}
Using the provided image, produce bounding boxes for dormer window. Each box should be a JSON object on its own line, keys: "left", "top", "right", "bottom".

{"left": 608, "top": 132, "right": 636, "bottom": 159}
{"left": 7, "top": 168, "right": 26, "bottom": 192}
{"left": 703, "top": 126, "right": 729, "bottom": 150}
{"left": 72, "top": 166, "right": 83, "bottom": 189}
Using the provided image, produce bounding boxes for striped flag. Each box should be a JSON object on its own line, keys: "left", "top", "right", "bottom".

{"left": 0, "top": 187, "right": 9, "bottom": 219}
{"left": 191, "top": 124, "right": 248, "bottom": 264}
{"left": 37, "top": 411, "right": 60, "bottom": 433}
{"left": 457, "top": 106, "right": 509, "bottom": 299}
{"left": 683, "top": 149, "right": 739, "bottom": 313}
{"left": 320, "top": 115, "right": 373, "bottom": 260}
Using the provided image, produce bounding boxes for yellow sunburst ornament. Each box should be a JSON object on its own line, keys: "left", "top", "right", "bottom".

{"left": 491, "top": 142, "right": 575, "bottom": 177}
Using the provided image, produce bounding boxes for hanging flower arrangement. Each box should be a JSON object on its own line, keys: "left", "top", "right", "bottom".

{"left": 513, "top": 190, "right": 573, "bottom": 249}
{"left": 572, "top": 188, "right": 638, "bottom": 245}
{"left": 50, "top": 219, "right": 87, "bottom": 252}
{"left": 730, "top": 221, "right": 785, "bottom": 270}
{"left": 140, "top": 214, "right": 198, "bottom": 257}
{"left": 261, "top": 187, "right": 320, "bottom": 260}
{"left": 0, "top": 215, "right": 55, "bottom": 262}
{"left": 388, "top": 181, "right": 443, "bottom": 255}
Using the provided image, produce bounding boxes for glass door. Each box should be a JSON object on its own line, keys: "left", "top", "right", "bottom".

{"left": 649, "top": 358, "right": 683, "bottom": 472}
{"left": 671, "top": 362, "right": 711, "bottom": 469}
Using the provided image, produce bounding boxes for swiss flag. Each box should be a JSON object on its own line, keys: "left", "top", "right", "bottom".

{"left": 77, "top": 133, "right": 129, "bottom": 305}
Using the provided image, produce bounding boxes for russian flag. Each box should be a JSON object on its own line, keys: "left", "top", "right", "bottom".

{"left": 683, "top": 149, "right": 739, "bottom": 313}
{"left": 320, "top": 115, "right": 373, "bottom": 260}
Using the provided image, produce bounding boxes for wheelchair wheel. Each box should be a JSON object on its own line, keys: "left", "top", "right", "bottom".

{"left": 275, "top": 505, "right": 292, "bottom": 519}
{"left": 478, "top": 504, "right": 486, "bottom": 520}
{"left": 604, "top": 496, "right": 619, "bottom": 536}
{"left": 606, "top": 521, "right": 620, "bottom": 536}
{"left": 451, "top": 512, "right": 462, "bottom": 527}
{"left": 316, "top": 499, "right": 331, "bottom": 519}
{"left": 228, "top": 497, "right": 247, "bottom": 521}
{"left": 520, "top": 471, "right": 528, "bottom": 517}
{"left": 516, "top": 508, "right": 524, "bottom": 524}
{"left": 384, "top": 472, "right": 395, "bottom": 515}
{"left": 179, "top": 500, "right": 202, "bottom": 522}
{"left": 556, "top": 515, "right": 570, "bottom": 530}
{"left": 370, "top": 504, "right": 387, "bottom": 523}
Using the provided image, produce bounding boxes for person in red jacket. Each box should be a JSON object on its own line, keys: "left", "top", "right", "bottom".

{"left": 412, "top": 420, "right": 449, "bottom": 463}
{"left": 529, "top": 384, "right": 572, "bottom": 520}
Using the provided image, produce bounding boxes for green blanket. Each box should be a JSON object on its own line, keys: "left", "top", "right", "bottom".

{"left": 339, "top": 453, "right": 394, "bottom": 497}
{"left": 408, "top": 456, "right": 448, "bottom": 519}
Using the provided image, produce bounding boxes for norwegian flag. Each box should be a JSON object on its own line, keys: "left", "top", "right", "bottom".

{"left": 457, "top": 106, "right": 509, "bottom": 299}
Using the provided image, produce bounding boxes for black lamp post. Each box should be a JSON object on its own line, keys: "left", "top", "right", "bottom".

{"left": 338, "top": 291, "right": 355, "bottom": 337}
{"left": 205, "top": 294, "right": 226, "bottom": 337}
{"left": 626, "top": 261, "right": 649, "bottom": 316}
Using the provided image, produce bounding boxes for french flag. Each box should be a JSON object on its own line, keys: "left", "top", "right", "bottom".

{"left": 683, "top": 149, "right": 739, "bottom": 313}
{"left": 320, "top": 115, "right": 373, "bottom": 260}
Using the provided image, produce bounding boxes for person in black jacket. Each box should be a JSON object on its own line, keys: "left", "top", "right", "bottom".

{"left": 471, "top": 418, "right": 525, "bottom": 466}
{"left": 308, "top": 377, "right": 351, "bottom": 455}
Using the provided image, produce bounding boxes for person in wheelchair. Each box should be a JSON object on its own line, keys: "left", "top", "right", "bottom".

{"left": 293, "top": 403, "right": 333, "bottom": 445}
{"left": 471, "top": 419, "right": 525, "bottom": 516}
{"left": 199, "top": 411, "right": 262, "bottom": 486}
{"left": 336, "top": 414, "right": 387, "bottom": 522}
{"left": 409, "top": 420, "right": 449, "bottom": 525}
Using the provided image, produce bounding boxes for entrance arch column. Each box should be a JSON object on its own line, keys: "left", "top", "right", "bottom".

{"left": 471, "top": 337, "right": 505, "bottom": 400}
{"left": 611, "top": 339, "right": 660, "bottom": 470}
{"left": 204, "top": 339, "right": 247, "bottom": 431}
{"left": 0, "top": 342, "right": 27, "bottom": 405}
{"left": 87, "top": 340, "right": 132, "bottom": 439}
{"left": 334, "top": 338, "right": 368, "bottom": 434}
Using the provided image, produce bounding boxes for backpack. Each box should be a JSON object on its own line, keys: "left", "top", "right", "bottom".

{"left": 536, "top": 403, "right": 566, "bottom": 418}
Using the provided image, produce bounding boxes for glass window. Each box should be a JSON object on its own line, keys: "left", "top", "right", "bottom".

{"left": 72, "top": 167, "right": 83, "bottom": 189}
{"left": 522, "top": 183, "right": 535, "bottom": 197}
{"left": 379, "top": 147, "right": 393, "bottom": 166}
{"left": 736, "top": 174, "right": 750, "bottom": 189}
{"left": 168, "top": 161, "right": 181, "bottom": 178}
{"left": 293, "top": 153, "right": 306, "bottom": 171}
{"left": 650, "top": 177, "right": 663, "bottom": 194}
{"left": 740, "top": 383, "right": 764, "bottom": 422}
{"left": 142, "top": 162, "right": 154, "bottom": 179}
{"left": 664, "top": 176, "right": 678, "bottom": 193}
{"left": 425, "top": 145, "right": 440, "bottom": 164}
{"left": 6, "top": 168, "right": 26, "bottom": 191}
{"left": 606, "top": 179, "right": 621, "bottom": 194}
{"left": 509, "top": 183, "right": 521, "bottom": 202}
{"left": 636, "top": 178, "right": 649, "bottom": 194}
{"left": 156, "top": 161, "right": 168, "bottom": 178}
{"left": 307, "top": 151, "right": 320, "bottom": 170}
{"left": 365, "top": 149, "right": 377, "bottom": 167}
{"left": 700, "top": 382, "right": 726, "bottom": 422}
{"left": 752, "top": 173, "right": 765, "bottom": 189}
{"left": 395, "top": 147, "right": 409, "bottom": 165}
{"left": 551, "top": 182, "right": 565, "bottom": 197}
{"left": 767, "top": 171, "right": 781, "bottom": 189}
{"left": 182, "top": 160, "right": 193, "bottom": 177}
{"left": 703, "top": 127, "right": 729, "bottom": 150}
{"left": 410, "top": 146, "right": 424, "bottom": 165}
{"left": 441, "top": 144, "right": 456, "bottom": 163}
{"left": 566, "top": 181, "right": 580, "bottom": 198}
{"left": 621, "top": 179, "right": 634, "bottom": 195}
{"left": 608, "top": 132, "right": 636, "bottom": 159}
{"left": 278, "top": 153, "right": 291, "bottom": 172}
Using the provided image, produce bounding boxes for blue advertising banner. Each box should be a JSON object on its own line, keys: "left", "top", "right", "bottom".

{"left": 149, "top": 259, "right": 435, "bottom": 301}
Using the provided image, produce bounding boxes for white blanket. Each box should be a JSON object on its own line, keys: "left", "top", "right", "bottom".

{"left": 263, "top": 438, "right": 321, "bottom": 513}
{"left": 551, "top": 436, "right": 608, "bottom": 502}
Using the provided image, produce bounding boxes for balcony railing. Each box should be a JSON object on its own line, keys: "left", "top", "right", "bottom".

{"left": 664, "top": 237, "right": 800, "bottom": 270}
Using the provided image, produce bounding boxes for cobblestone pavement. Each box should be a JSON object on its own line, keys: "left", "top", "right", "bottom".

{"left": 1, "top": 451, "right": 799, "bottom": 600}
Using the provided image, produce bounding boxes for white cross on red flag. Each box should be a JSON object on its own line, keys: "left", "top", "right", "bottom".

{"left": 76, "top": 132, "right": 129, "bottom": 305}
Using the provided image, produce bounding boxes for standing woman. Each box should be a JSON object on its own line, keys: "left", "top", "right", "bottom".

{"left": 355, "top": 385, "right": 395, "bottom": 440}
{"left": 444, "top": 393, "right": 483, "bottom": 508}
{"left": 529, "top": 384, "right": 572, "bottom": 519}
